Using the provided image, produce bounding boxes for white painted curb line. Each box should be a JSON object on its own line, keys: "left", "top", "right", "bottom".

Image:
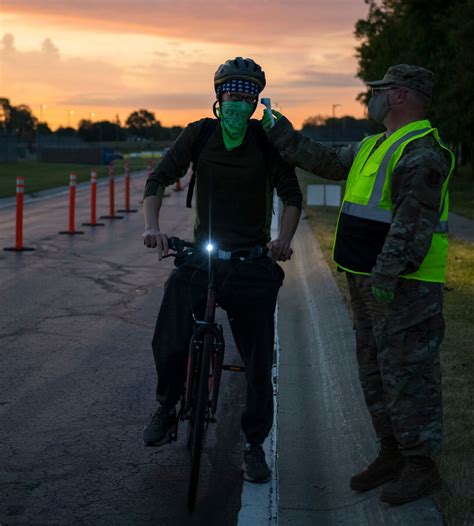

{"left": 237, "top": 192, "right": 281, "bottom": 526}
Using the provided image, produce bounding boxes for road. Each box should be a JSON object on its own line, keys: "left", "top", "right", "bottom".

{"left": 0, "top": 174, "right": 247, "bottom": 525}
{"left": 0, "top": 172, "right": 445, "bottom": 525}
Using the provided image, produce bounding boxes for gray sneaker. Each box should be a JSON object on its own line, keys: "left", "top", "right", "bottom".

{"left": 143, "top": 407, "right": 177, "bottom": 447}
{"left": 242, "top": 444, "right": 271, "bottom": 483}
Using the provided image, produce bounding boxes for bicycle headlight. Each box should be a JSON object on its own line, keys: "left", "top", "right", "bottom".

{"left": 206, "top": 243, "right": 214, "bottom": 253}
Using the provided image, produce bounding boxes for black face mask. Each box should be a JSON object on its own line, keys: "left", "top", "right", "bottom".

{"left": 368, "top": 93, "right": 391, "bottom": 124}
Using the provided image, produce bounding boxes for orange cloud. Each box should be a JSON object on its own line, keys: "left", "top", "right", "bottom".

{"left": 1, "top": 1, "right": 369, "bottom": 128}
{"left": 3, "top": 0, "right": 368, "bottom": 45}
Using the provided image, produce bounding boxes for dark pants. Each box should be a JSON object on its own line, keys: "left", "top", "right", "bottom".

{"left": 346, "top": 273, "right": 444, "bottom": 457}
{"left": 151, "top": 255, "right": 284, "bottom": 444}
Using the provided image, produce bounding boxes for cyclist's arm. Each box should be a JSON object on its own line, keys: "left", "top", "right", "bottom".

{"left": 268, "top": 147, "right": 303, "bottom": 261}
{"left": 143, "top": 119, "right": 204, "bottom": 196}
{"left": 142, "top": 120, "right": 204, "bottom": 257}
{"left": 267, "top": 116, "right": 355, "bottom": 181}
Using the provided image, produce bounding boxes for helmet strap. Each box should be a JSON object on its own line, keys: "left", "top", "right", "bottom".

{"left": 213, "top": 100, "right": 221, "bottom": 119}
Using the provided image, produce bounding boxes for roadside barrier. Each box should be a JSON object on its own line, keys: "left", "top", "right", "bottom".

{"left": 100, "top": 164, "right": 123, "bottom": 220}
{"left": 82, "top": 171, "right": 105, "bottom": 227}
{"left": 59, "top": 174, "right": 84, "bottom": 235}
{"left": 3, "top": 176, "right": 35, "bottom": 252}
{"left": 118, "top": 161, "right": 137, "bottom": 214}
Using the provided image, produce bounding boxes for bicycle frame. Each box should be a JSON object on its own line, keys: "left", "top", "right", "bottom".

{"left": 165, "top": 236, "right": 245, "bottom": 511}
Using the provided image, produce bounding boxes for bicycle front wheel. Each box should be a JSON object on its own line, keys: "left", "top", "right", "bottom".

{"left": 187, "top": 332, "right": 213, "bottom": 511}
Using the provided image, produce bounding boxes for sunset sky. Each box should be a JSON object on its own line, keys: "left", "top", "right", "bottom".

{"left": 1, "top": 0, "right": 370, "bottom": 130}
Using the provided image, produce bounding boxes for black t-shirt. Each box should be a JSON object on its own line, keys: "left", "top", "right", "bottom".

{"left": 144, "top": 118, "right": 302, "bottom": 251}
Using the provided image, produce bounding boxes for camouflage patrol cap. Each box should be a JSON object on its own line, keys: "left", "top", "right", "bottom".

{"left": 367, "top": 64, "right": 434, "bottom": 97}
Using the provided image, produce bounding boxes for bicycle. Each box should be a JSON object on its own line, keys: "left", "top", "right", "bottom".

{"left": 164, "top": 236, "right": 266, "bottom": 511}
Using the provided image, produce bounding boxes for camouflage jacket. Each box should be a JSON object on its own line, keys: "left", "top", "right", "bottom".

{"left": 268, "top": 117, "right": 452, "bottom": 290}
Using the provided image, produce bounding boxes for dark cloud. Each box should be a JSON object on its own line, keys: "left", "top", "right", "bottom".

{"left": 274, "top": 68, "right": 364, "bottom": 89}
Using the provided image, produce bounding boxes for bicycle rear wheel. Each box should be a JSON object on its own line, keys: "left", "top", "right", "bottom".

{"left": 187, "top": 332, "right": 213, "bottom": 511}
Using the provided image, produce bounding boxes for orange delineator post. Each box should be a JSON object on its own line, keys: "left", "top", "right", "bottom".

{"left": 117, "top": 161, "right": 137, "bottom": 213}
{"left": 100, "top": 164, "right": 123, "bottom": 220}
{"left": 4, "top": 176, "right": 35, "bottom": 252}
{"left": 82, "top": 171, "right": 105, "bottom": 227}
{"left": 59, "top": 174, "right": 84, "bottom": 235}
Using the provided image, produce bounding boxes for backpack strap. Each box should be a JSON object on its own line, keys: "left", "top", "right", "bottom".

{"left": 186, "top": 118, "right": 217, "bottom": 208}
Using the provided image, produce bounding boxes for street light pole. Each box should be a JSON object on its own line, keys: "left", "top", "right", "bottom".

{"left": 37, "top": 104, "right": 47, "bottom": 158}
{"left": 332, "top": 104, "right": 340, "bottom": 146}
{"left": 68, "top": 110, "right": 75, "bottom": 128}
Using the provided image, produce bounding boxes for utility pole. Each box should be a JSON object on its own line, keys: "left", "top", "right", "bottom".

{"left": 332, "top": 104, "right": 340, "bottom": 146}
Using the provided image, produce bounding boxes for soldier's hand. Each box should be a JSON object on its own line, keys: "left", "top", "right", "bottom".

{"left": 261, "top": 109, "right": 283, "bottom": 133}
{"left": 372, "top": 286, "right": 395, "bottom": 304}
{"left": 142, "top": 228, "right": 169, "bottom": 259}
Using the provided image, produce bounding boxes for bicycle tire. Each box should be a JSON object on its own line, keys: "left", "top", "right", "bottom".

{"left": 187, "top": 332, "right": 213, "bottom": 511}
{"left": 185, "top": 336, "right": 201, "bottom": 451}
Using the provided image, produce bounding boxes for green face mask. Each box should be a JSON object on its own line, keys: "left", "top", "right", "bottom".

{"left": 219, "top": 101, "right": 254, "bottom": 151}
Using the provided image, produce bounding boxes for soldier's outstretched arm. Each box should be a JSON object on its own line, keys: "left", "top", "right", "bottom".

{"left": 371, "top": 137, "right": 451, "bottom": 292}
{"left": 263, "top": 113, "right": 354, "bottom": 181}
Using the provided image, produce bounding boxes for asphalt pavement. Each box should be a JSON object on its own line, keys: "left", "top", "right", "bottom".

{"left": 0, "top": 173, "right": 247, "bottom": 525}
{"left": 0, "top": 171, "right": 448, "bottom": 525}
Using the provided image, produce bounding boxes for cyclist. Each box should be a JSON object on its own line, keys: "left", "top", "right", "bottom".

{"left": 142, "top": 57, "right": 302, "bottom": 483}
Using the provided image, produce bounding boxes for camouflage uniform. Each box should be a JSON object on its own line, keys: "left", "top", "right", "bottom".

{"left": 267, "top": 87, "right": 451, "bottom": 456}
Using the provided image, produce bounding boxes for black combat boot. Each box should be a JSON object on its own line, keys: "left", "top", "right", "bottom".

{"left": 350, "top": 438, "right": 404, "bottom": 492}
{"left": 380, "top": 455, "right": 442, "bottom": 504}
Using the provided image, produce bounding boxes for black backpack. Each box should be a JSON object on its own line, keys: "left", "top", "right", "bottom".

{"left": 186, "top": 118, "right": 269, "bottom": 208}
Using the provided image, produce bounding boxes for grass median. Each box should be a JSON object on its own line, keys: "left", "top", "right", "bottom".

{"left": 0, "top": 157, "right": 158, "bottom": 198}
{"left": 298, "top": 169, "right": 474, "bottom": 526}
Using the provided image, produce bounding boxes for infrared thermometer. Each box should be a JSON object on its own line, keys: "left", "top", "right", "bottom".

{"left": 260, "top": 97, "right": 275, "bottom": 127}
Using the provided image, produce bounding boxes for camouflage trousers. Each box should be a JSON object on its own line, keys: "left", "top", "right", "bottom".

{"left": 346, "top": 273, "right": 445, "bottom": 457}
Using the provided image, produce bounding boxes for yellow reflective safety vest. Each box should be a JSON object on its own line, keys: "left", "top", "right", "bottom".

{"left": 333, "top": 119, "right": 455, "bottom": 283}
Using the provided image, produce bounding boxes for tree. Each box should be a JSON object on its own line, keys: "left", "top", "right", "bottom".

{"left": 302, "top": 115, "right": 327, "bottom": 128}
{"left": 55, "top": 126, "right": 78, "bottom": 137}
{"left": 0, "top": 99, "right": 37, "bottom": 139}
{"left": 354, "top": 0, "right": 474, "bottom": 171}
{"left": 78, "top": 119, "right": 126, "bottom": 142}
{"left": 37, "top": 122, "right": 52, "bottom": 135}
{"left": 125, "top": 109, "right": 161, "bottom": 139}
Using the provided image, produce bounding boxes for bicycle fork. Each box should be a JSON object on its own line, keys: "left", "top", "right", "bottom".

{"left": 184, "top": 323, "right": 225, "bottom": 419}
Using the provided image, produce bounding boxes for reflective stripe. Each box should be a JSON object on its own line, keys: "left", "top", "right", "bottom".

{"left": 435, "top": 221, "right": 449, "bottom": 234}
{"left": 342, "top": 201, "right": 449, "bottom": 233}
{"left": 342, "top": 201, "right": 392, "bottom": 223}
{"left": 369, "top": 128, "right": 432, "bottom": 206}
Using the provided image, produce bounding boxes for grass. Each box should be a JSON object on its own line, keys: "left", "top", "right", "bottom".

{"left": 450, "top": 164, "right": 474, "bottom": 219}
{"left": 298, "top": 168, "right": 474, "bottom": 526}
{"left": 0, "top": 157, "right": 159, "bottom": 198}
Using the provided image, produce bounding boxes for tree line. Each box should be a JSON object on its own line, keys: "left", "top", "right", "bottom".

{"left": 354, "top": 0, "right": 474, "bottom": 173}
{"left": 0, "top": 99, "right": 184, "bottom": 143}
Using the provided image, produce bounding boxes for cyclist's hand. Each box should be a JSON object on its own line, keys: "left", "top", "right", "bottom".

{"left": 267, "top": 238, "right": 293, "bottom": 262}
{"left": 142, "top": 228, "right": 169, "bottom": 259}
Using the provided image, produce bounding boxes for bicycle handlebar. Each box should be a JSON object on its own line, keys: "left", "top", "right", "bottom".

{"left": 167, "top": 236, "right": 195, "bottom": 254}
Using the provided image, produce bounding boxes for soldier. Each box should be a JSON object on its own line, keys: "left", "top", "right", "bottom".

{"left": 261, "top": 65, "right": 454, "bottom": 504}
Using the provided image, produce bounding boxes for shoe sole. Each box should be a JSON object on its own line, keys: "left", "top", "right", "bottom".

{"left": 350, "top": 472, "right": 399, "bottom": 492}
{"left": 380, "top": 479, "right": 442, "bottom": 505}
{"left": 241, "top": 462, "right": 271, "bottom": 484}
{"left": 143, "top": 428, "right": 175, "bottom": 448}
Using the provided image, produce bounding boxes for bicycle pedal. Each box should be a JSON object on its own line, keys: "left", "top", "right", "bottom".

{"left": 223, "top": 364, "right": 246, "bottom": 372}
